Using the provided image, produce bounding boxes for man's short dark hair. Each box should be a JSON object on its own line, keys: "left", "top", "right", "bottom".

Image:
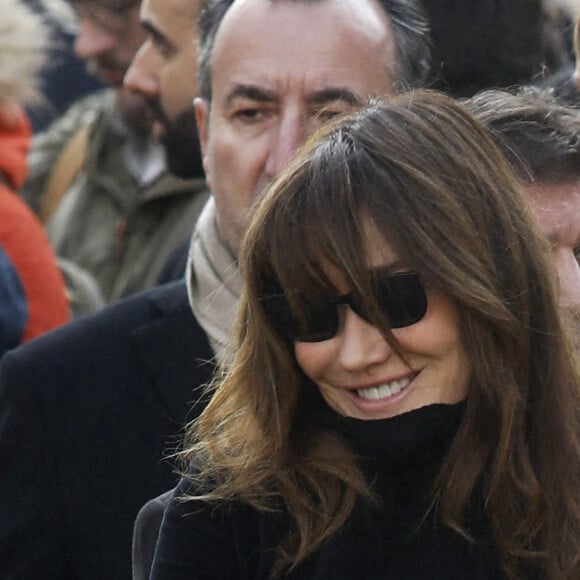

{"left": 465, "top": 88, "right": 580, "bottom": 184}
{"left": 197, "top": 0, "right": 431, "bottom": 102}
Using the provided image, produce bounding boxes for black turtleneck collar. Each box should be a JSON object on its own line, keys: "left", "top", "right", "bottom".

{"left": 298, "top": 379, "right": 466, "bottom": 467}
{"left": 327, "top": 401, "right": 466, "bottom": 466}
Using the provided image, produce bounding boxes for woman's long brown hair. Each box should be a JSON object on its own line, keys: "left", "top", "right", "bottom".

{"left": 180, "top": 91, "right": 580, "bottom": 578}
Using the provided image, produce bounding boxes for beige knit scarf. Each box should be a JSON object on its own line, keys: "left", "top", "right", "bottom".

{"left": 186, "top": 197, "right": 242, "bottom": 360}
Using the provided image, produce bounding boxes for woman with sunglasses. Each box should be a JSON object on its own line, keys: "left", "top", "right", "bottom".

{"left": 150, "top": 91, "right": 580, "bottom": 580}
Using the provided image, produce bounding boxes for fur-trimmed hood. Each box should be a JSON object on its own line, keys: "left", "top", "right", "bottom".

{"left": 0, "top": 0, "right": 51, "bottom": 105}
{"left": 548, "top": 0, "right": 580, "bottom": 16}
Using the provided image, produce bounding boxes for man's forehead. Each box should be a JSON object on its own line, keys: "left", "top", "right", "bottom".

{"left": 217, "top": 0, "right": 393, "bottom": 43}
{"left": 211, "top": 0, "right": 395, "bottom": 101}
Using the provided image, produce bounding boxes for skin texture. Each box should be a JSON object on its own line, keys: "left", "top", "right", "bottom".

{"left": 194, "top": 0, "right": 397, "bottom": 256}
{"left": 294, "top": 224, "right": 471, "bottom": 421}
{"left": 123, "top": 0, "right": 203, "bottom": 176}
{"left": 524, "top": 180, "right": 580, "bottom": 314}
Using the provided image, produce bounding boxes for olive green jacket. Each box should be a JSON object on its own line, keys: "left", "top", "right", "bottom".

{"left": 23, "top": 90, "right": 208, "bottom": 307}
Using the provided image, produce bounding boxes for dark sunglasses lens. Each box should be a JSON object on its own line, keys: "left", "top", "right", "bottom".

{"left": 259, "top": 295, "right": 339, "bottom": 342}
{"left": 298, "top": 301, "right": 340, "bottom": 342}
{"left": 377, "top": 272, "right": 427, "bottom": 328}
{"left": 259, "top": 272, "right": 426, "bottom": 342}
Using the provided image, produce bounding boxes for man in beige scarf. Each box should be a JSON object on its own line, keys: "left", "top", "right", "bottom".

{"left": 186, "top": 0, "right": 430, "bottom": 358}
{"left": 0, "top": 0, "right": 431, "bottom": 579}
{"left": 135, "top": 0, "right": 430, "bottom": 574}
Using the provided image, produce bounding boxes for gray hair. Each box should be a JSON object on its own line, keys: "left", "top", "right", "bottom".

{"left": 465, "top": 88, "right": 580, "bottom": 184}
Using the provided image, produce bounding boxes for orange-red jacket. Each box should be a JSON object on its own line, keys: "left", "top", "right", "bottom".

{"left": 0, "top": 107, "right": 68, "bottom": 352}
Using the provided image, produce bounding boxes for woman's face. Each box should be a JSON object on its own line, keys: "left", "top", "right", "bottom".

{"left": 294, "top": 225, "right": 471, "bottom": 420}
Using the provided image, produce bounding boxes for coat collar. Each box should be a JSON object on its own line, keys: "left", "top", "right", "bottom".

{"left": 131, "top": 281, "right": 215, "bottom": 424}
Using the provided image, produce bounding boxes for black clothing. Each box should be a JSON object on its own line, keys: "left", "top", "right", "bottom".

{"left": 133, "top": 490, "right": 174, "bottom": 580}
{"left": 150, "top": 402, "right": 504, "bottom": 579}
{"left": 157, "top": 238, "right": 190, "bottom": 285}
{"left": 0, "top": 281, "right": 214, "bottom": 580}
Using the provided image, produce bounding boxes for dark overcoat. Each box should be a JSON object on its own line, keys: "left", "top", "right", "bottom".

{"left": 0, "top": 281, "right": 214, "bottom": 580}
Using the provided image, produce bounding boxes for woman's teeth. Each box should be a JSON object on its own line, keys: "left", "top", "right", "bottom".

{"left": 357, "top": 376, "right": 412, "bottom": 400}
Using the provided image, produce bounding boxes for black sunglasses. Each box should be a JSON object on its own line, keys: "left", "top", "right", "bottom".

{"left": 258, "top": 271, "right": 427, "bottom": 343}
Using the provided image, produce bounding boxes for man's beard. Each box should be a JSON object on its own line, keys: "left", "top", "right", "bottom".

{"left": 148, "top": 99, "right": 204, "bottom": 179}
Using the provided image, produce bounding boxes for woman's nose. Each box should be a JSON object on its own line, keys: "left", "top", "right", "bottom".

{"left": 336, "top": 308, "right": 393, "bottom": 373}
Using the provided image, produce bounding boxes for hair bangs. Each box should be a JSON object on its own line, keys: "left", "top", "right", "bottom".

{"left": 246, "top": 125, "right": 416, "bottom": 357}
{"left": 253, "top": 128, "right": 376, "bottom": 306}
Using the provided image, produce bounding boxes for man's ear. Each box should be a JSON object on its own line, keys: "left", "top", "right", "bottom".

{"left": 194, "top": 97, "right": 211, "bottom": 187}
{"left": 574, "top": 18, "right": 580, "bottom": 88}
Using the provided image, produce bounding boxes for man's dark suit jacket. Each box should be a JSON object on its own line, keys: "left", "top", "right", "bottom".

{"left": 0, "top": 280, "right": 214, "bottom": 580}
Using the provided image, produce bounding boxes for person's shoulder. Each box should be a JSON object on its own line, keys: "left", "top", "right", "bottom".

{"left": 2, "top": 280, "right": 193, "bottom": 367}
{"left": 144, "top": 279, "right": 195, "bottom": 318}
{"left": 26, "top": 88, "right": 111, "bottom": 167}
{"left": 133, "top": 488, "right": 176, "bottom": 580}
{"left": 22, "top": 88, "right": 112, "bottom": 209}
{"left": 42, "top": 88, "right": 115, "bottom": 136}
{"left": 0, "top": 280, "right": 214, "bottom": 432}
{"left": 32, "top": 88, "right": 111, "bottom": 148}
{"left": 150, "top": 475, "right": 283, "bottom": 580}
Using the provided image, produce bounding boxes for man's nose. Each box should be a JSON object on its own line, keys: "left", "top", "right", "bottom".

{"left": 124, "top": 43, "right": 159, "bottom": 97}
{"left": 555, "top": 248, "right": 580, "bottom": 314}
{"left": 265, "top": 114, "right": 305, "bottom": 177}
{"left": 74, "top": 17, "right": 117, "bottom": 60}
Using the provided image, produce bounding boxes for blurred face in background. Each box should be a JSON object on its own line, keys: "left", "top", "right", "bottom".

{"left": 73, "top": 0, "right": 146, "bottom": 87}
{"left": 73, "top": 0, "right": 152, "bottom": 133}
{"left": 124, "top": 0, "right": 203, "bottom": 177}
{"left": 523, "top": 181, "right": 580, "bottom": 315}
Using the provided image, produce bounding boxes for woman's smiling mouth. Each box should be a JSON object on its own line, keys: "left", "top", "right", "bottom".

{"left": 355, "top": 373, "right": 417, "bottom": 401}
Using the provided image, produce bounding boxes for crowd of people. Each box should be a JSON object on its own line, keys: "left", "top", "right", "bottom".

{"left": 0, "top": 0, "right": 579, "bottom": 579}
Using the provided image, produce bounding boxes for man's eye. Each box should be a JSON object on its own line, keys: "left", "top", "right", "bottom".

{"left": 233, "top": 108, "right": 266, "bottom": 122}
{"left": 156, "top": 45, "right": 172, "bottom": 59}
{"left": 150, "top": 35, "right": 173, "bottom": 58}
{"left": 574, "top": 246, "right": 580, "bottom": 265}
